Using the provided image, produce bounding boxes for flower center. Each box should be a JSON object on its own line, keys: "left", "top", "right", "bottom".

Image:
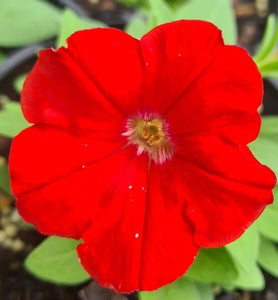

{"left": 123, "top": 116, "right": 174, "bottom": 164}
{"left": 137, "top": 119, "right": 164, "bottom": 147}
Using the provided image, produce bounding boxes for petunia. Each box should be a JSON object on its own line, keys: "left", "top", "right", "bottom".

{"left": 9, "top": 20, "right": 276, "bottom": 293}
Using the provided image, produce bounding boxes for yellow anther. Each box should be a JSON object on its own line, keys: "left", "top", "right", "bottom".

{"left": 137, "top": 119, "right": 165, "bottom": 147}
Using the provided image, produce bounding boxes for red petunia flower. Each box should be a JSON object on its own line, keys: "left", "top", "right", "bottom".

{"left": 9, "top": 20, "right": 276, "bottom": 293}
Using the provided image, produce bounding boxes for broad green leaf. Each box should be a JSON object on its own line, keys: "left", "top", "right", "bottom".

{"left": 256, "top": 202, "right": 278, "bottom": 243}
{"left": 225, "top": 225, "right": 259, "bottom": 272}
{"left": 125, "top": 13, "right": 148, "bottom": 39}
{"left": 25, "top": 236, "right": 90, "bottom": 285}
{"left": 232, "top": 263, "right": 264, "bottom": 291}
{"left": 185, "top": 247, "right": 238, "bottom": 283}
{"left": 0, "top": 0, "right": 61, "bottom": 47}
{"left": 139, "top": 278, "right": 200, "bottom": 300}
{"left": 250, "top": 135, "right": 278, "bottom": 176}
{"left": 259, "top": 116, "right": 278, "bottom": 135}
{"left": 0, "top": 101, "right": 30, "bottom": 138}
{"left": 258, "top": 236, "right": 278, "bottom": 278}
{"left": 13, "top": 73, "right": 28, "bottom": 94}
{"left": 249, "top": 116, "right": 278, "bottom": 177}
{"left": 56, "top": 9, "right": 107, "bottom": 49}
{"left": 175, "top": 0, "right": 237, "bottom": 45}
{"left": 272, "top": 185, "right": 278, "bottom": 208}
{"left": 254, "top": 14, "right": 278, "bottom": 64}
{"left": 146, "top": 0, "right": 174, "bottom": 29}
{"left": 0, "top": 158, "right": 12, "bottom": 194}
{"left": 195, "top": 282, "right": 214, "bottom": 300}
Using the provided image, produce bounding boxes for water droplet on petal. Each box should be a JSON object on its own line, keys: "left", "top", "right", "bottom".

{"left": 178, "top": 53, "right": 181, "bottom": 57}
{"left": 135, "top": 233, "right": 139, "bottom": 238}
{"left": 129, "top": 185, "right": 132, "bottom": 189}
{"left": 82, "top": 165, "right": 86, "bottom": 169}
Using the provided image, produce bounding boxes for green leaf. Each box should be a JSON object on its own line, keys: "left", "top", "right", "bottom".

{"left": 258, "top": 236, "right": 278, "bottom": 278}
{"left": 25, "top": 236, "right": 91, "bottom": 285}
{"left": 232, "top": 263, "right": 264, "bottom": 291}
{"left": 260, "top": 68, "right": 278, "bottom": 80}
{"left": 255, "top": 199, "right": 278, "bottom": 243}
{"left": 250, "top": 135, "right": 278, "bottom": 176}
{"left": 56, "top": 9, "right": 107, "bottom": 49}
{"left": 115, "top": 0, "right": 186, "bottom": 9}
{"left": 174, "top": 0, "right": 237, "bottom": 45}
{"left": 125, "top": 13, "right": 148, "bottom": 39}
{"left": 0, "top": 0, "right": 61, "bottom": 47}
{"left": 146, "top": 0, "right": 174, "bottom": 29}
{"left": 254, "top": 14, "right": 278, "bottom": 64}
{"left": 249, "top": 116, "right": 278, "bottom": 177}
{"left": 0, "top": 158, "right": 12, "bottom": 195}
{"left": 272, "top": 185, "right": 278, "bottom": 208}
{"left": 0, "top": 51, "right": 5, "bottom": 65}
{"left": 13, "top": 73, "right": 28, "bottom": 94}
{"left": 259, "top": 116, "right": 278, "bottom": 135}
{"left": 185, "top": 247, "right": 238, "bottom": 283}
{"left": 0, "top": 101, "right": 30, "bottom": 138}
{"left": 139, "top": 278, "right": 201, "bottom": 300}
{"left": 225, "top": 225, "right": 259, "bottom": 272}
{"left": 257, "top": 59, "right": 278, "bottom": 79}
{"left": 195, "top": 282, "right": 214, "bottom": 300}
{"left": 115, "top": 0, "right": 145, "bottom": 7}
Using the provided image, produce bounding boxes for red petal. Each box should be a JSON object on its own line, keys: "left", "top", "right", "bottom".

{"left": 166, "top": 46, "right": 263, "bottom": 145}
{"left": 175, "top": 134, "right": 276, "bottom": 190}
{"left": 21, "top": 45, "right": 126, "bottom": 130}
{"left": 66, "top": 28, "right": 143, "bottom": 115}
{"left": 9, "top": 125, "right": 127, "bottom": 238}
{"left": 78, "top": 160, "right": 199, "bottom": 293}
{"left": 139, "top": 20, "right": 224, "bottom": 114}
{"left": 168, "top": 147, "right": 275, "bottom": 247}
{"left": 138, "top": 163, "right": 199, "bottom": 291}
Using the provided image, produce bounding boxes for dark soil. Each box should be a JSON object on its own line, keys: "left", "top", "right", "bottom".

{"left": 0, "top": 0, "right": 278, "bottom": 299}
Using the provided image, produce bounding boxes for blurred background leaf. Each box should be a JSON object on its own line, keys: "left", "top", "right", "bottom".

{"left": 139, "top": 277, "right": 208, "bottom": 300}
{"left": 185, "top": 247, "right": 238, "bottom": 283}
{"left": 254, "top": 14, "right": 278, "bottom": 64}
{"left": 56, "top": 9, "right": 107, "bottom": 49}
{"left": 0, "top": 0, "right": 61, "bottom": 47}
{"left": 13, "top": 73, "right": 27, "bottom": 94}
{"left": 231, "top": 263, "right": 265, "bottom": 291}
{"left": 255, "top": 188, "right": 278, "bottom": 243}
{"left": 174, "top": 0, "right": 237, "bottom": 44}
{"left": 125, "top": 12, "right": 148, "bottom": 39}
{"left": 225, "top": 226, "right": 259, "bottom": 272}
{"left": 0, "top": 51, "right": 5, "bottom": 65}
{"left": 0, "top": 101, "right": 30, "bottom": 138}
{"left": 258, "top": 236, "right": 278, "bottom": 278}
{"left": 249, "top": 116, "right": 278, "bottom": 177}
{"left": 25, "top": 236, "right": 91, "bottom": 285}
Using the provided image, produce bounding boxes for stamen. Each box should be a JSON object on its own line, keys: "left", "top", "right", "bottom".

{"left": 123, "top": 116, "right": 174, "bottom": 164}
